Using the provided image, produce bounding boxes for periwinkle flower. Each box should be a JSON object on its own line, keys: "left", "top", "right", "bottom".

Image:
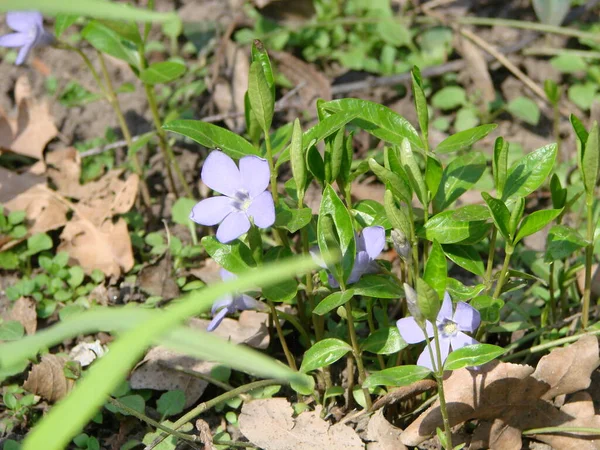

{"left": 0, "top": 12, "right": 54, "bottom": 65}
{"left": 397, "top": 292, "right": 480, "bottom": 371}
{"left": 208, "top": 268, "right": 261, "bottom": 332}
{"left": 190, "top": 150, "right": 275, "bottom": 243}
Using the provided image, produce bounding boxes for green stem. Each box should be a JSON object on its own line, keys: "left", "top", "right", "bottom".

{"left": 493, "top": 245, "right": 513, "bottom": 299}
{"left": 583, "top": 197, "right": 594, "bottom": 329}
{"left": 503, "top": 329, "right": 600, "bottom": 362}
{"left": 431, "top": 326, "right": 452, "bottom": 450}
{"left": 549, "top": 261, "right": 556, "bottom": 322}
{"left": 484, "top": 229, "right": 497, "bottom": 292}
{"left": 264, "top": 132, "right": 279, "bottom": 204}
{"left": 522, "top": 427, "right": 600, "bottom": 436}
{"left": 145, "top": 379, "right": 278, "bottom": 450}
{"left": 343, "top": 295, "right": 372, "bottom": 409}
{"left": 267, "top": 300, "right": 297, "bottom": 370}
{"left": 407, "top": 205, "right": 419, "bottom": 282}
{"left": 366, "top": 299, "right": 386, "bottom": 370}
{"left": 301, "top": 226, "right": 322, "bottom": 341}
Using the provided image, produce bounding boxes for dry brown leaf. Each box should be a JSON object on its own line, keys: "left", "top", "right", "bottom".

{"left": 7, "top": 297, "right": 37, "bottom": 335}
{"left": 239, "top": 398, "right": 364, "bottom": 450}
{"left": 401, "top": 335, "right": 600, "bottom": 449}
{"left": 456, "top": 35, "right": 495, "bottom": 104}
{"left": 138, "top": 253, "right": 180, "bottom": 299}
{"left": 23, "top": 354, "right": 74, "bottom": 402}
{"left": 366, "top": 409, "right": 407, "bottom": 450}
{"left": 195, "top": 419, "right": 216, "bottom": 450}
{"left": 0, "top": 75, "right": 57, "bottom": 160}
{"left": 45, "top": 147, "right": 82, "bottom": 195}
{"left": 212, "top": 40, "right": 248, "bottom": 130}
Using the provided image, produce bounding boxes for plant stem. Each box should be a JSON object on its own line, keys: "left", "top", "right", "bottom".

{"left": 343, "top": 296, "right": 372, "bottom": 409}
{"left": 407, "top": 205, "right": 419, "bottom": 282}
{"left": 549, "top": 261, "right": 556, "bottom": 322}
{"left": 431, "top": 326, "right": 452, "bottom": 449}
{"left": 484, "top": 229, "right": 497, "bottom": 292}
{"left": 582, "top": 197, "right": 594, "bottom": 329}
{"left": 97, "top": 53, "right": 152, "bottom": 209}
{"left": 145, "top": 379, "right": 278, "bottom": 450}
{"left": 522, "top": 427, "right": 600, "bottom": 436}
{"left": 503, "top": 329, "right": 600, "bottom": 362}
{"left": 366, "top": 299, "right": 386, "bottom": 370}
{"left": 301, "top": 226, "right": 322, "bottom": 341}
{"left": 267, "top": 300, "right": 297, "bottom": 370}
{"left": 264, "top": 132, "right": 279, "bottom": 204}
{"left": 493, "top": 245, "right": 513, "bottom": 299}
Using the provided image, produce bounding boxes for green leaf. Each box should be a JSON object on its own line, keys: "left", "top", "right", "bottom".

{"left": 248, "top": 61, "right": 274, "bottom": 133}
{"left": 353, "top": 200, "right": 391, "bottom": 230}
{"left": 433, "top": 152, "right": 486, "bottom": 210}
{"left": 313, "top": 290, "right": 354, "bottom": 316}
{"left": 290, "top": 119, "right": 306, "bottom": 199}
{"left": 550, "top": 53, "right": 587, "bottom": 73}
{"left": 171, "top": 198, "right": 196, "bottom": 226}
{"left": 436, "top": 124, "right": 497, "bottom": 154}
{"left": 67, "top": 266, "right": 85, "bottom": 289}
{"left": 201, "top": 236, "right": 255, "bottom": 273}
{"left": 423, "top": 240, "right": 447, "bottom": 298}
{"left": 544, "top": 79, "right": 560, "bottom": 104}
{"left": 431, "top": 86, "right": 466, "bottom": 110}
{"left": 445, "top": 278, "right": 484, "bottom": 302}
{"left": 425, "top": 155, "right": 443, "bottom": 199}
{"left": 420, "top": 211, "right": 490, "bottom": 244}
{"left": 384, "top": 190, "right": 412, "bottom": 238}
{"left": 507, "top": 97, "right": 540, "bottom": 126}
{"left": 139, "top": 61, "right": 185, "bottom": 85}
{"left": 443, "top": 244, "right": 485, "bottom": 277}
{"left": 514, "top": 209, "right": 562, "bottom": 244}
{"left": 100, "top": 20, "right": 142, "bottom": 46}
{"left": 416, "top": 277, "right": 440, "bottom": 322}
{"left": 471, "top": 295, "right": 504, "bottom": 323}
{"left": 106, "top": 395, "right": 145, "bottom": 416}
{"left": 451, "top": 204, "right": 490, "bottom": 222}
{"left": 361, "top": 326, "right": 407, "bottom": 354}
{"left": 545, "top": 225, "right": 588, "bottom": 262}
{"left": 502, "top": 144, "right": 557, "bottom": 200}
{"left": 163, "top": 120, "right": 259, "bottom": 159}
{"left": 318, "top": 186, "right": 356, "bottom": 284}
{"left": 274, "top": 202, "right": 312, "bottom": 233}
{"left": 321, "top": 98, "right": 422, "bottom": 150}
{"left": 493, "top": 137, "right": 509, "bottom": 197}
{"left": 262, "top": 247, "right": 298, "bottom": 303}
{"left": 81, "top": 21, "right": 138, "bottom": 67}
{"left": 411, "top": 66, "right": 428, "bottom": 141}
{"left": 549, "top": 174, "right": 567, "bottom": 209}
{"left": 0, "top": 321, "right": 25, "bottom": 341}
{"left": 55, "top": 14, "right": 78, "bottom": 37}
{"left": 444, "top": 344, "right": 505, "bottom": 370}
{"left": 307, "top": 145, "right": 325, "bottom": 185}
{"left": 482, "top": 193, "right": 511, "bottom": 241}
{"left": 568, "top": 83, "right": 598, "bottom": 110}
{"left": 581, "top": 121, "right": 600, "bottom": 197}
{"left": 363, "top": 365, "right": 431, "bottom": 388}
{"left": 251, "top": 40, "right": 275, "bottom": 95}
{"left": 300, "top": 338, "right": 352, "bottom": 373}
{"left": 368, "top": 158, "right": 411, "bottom": 204}
{"left": 26, "top": 233, "right": 53, "bottom": 256}
{"left": 508, "top": 197, "right": 525, "bottom": 238}
{"left": 351, "top": 275, "right": 403, "bottom": 298}
{"left": 325, "top": 128, "right": 345, "bottom": 183}
{"left": 399, "top": 138, "right": 427, "bottom": 205}
{"left": 156, "top": 390, "right": 185, "bottom": 417}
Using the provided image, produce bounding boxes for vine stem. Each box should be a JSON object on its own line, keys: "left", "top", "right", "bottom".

{"left": 432, "top": 326, "right": 453, "bottom": 449}
{"left": 493, "top": 246, "right": 513, "bottom": 299}
{"left": 264, "top": 133, "right": 279, "bottom": 204}
{"left": 503, "top": 329, "right": 600, "bottom": 362}
{"left": 582, "top": 197, "right": 594, "bottom": 329}
{"left": 484, "top": 229, "right": 497, "bottom": 292}
{"left": 522, "top": 427, "right": 600, "bottom": 436}
{"left": 267, "top": 300, "right": 297, "bottom": 370}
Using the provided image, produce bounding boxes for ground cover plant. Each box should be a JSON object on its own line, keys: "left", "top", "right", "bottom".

{"left": 1, "top": 0, "right": 600, "bottom": 449}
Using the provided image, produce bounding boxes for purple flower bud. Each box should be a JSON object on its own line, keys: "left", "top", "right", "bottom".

{"left": 0, "top": 12, "right": 54, "bottom": 65}
{"left": 391, "top": 229, "right": 411, "bottom": 261}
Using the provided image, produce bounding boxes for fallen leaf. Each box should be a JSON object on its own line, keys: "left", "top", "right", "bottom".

{"left": 401, "top": 335, "right": 600, "bottom": 449}
{"left": 138, "top": 253, "right": 180, "bottom": 299}
{"left": 45, "top": 147, "right": 82, "bottom": 195}
{"left": 195, "top": 419, "right": 216, "bottom": 450}
{"left": 456, "top": 35, "right": 495, "bottom": 104}
{"left": 366, "top": 409, "right": 407, "bottom": 450}
{"left": 212, "top": 40, "right": 248, "bottom": 131}
{"left": 239, "top": 398, "right": 364, "bottom": 450}
{"left": 7, "top": 297, "right": 37, "bottom": 335}
{"left": 69, "top": 340, "right": 107, "bottom": 367}
{"left": 23, "top": 354, "right": 74, "bottom": 402}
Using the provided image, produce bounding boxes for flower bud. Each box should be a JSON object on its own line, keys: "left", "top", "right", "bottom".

{"left": 403, "top": 282, "right": 425, "bottom": 324}
{"left": 391, "top": 229, "right": 411, "bottom": 261}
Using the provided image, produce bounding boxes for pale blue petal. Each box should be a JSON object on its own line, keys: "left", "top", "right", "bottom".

{"left": 7, "top": 12, "right": 42, "bottom": 32}
{"left": 361, "top": 226, "right": 386, "bottom": 260}
{"left": 450, "top": 331, "right": 478, "bottom": 351}
{"left": 347, "top": 251, "right": 371, "bottom": 284}
{"left": 216, "top": 210, "right": 250, "bottom": 243}
{"left": 15, "top": 42, "right": 33, "bottom": 65}
{"left": 220, "top": 268, "right": 236, "bottom": 282}
{"left": 454, "top": 302, "right": 481, "bottom": 333}
{"left": 396, "top": 317, "right": 427, "bottom": 344}
{"left": 190, "top": 196, "right": 233, "bottom": 226}
{"left": 417, "top": 337, "right": 450, "bottom": 372}
{"left": 239, "top": 155, "right": 270, "bottom": 198}
{"left": 211, "top": 294, "right": 233, "bottom": 315}
{"left": 247, "top": 191, "right": 275, "bottom": 229}
{"left": 437, "top": 291, "right": 453, "bottom": 322}
{"left": 207, "top": 308, "right": 229, "bottom": 332}
{"left": 201, "top": 150, "right": 242, "bottom": 197}
{"left": 234, "top": 294, "right": 261, "bottom": 310}
{"left": 0, "top": 32, "right": 28, "bottom": 47}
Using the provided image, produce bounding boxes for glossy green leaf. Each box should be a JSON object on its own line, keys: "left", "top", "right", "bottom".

{"left": 411, "top": 66, "right": 428, "bottom": 142}
{"left": 201, "top": 236, "right": 255, "bottom": 273}
{"left": 471, "top": 295, "right": 504, "bottom": 323}
{"left": 363, "top": 365, "right": 431, "bottom": 388}
{"left": 353, "top": 200, "right": 392, "bottom": 229}
{"left": 445, "top": 278, "right": 484, "bottom": 302}
{"left": 416, "top": 277, "right": 440, "bottom": 322}
{"left": 262, "top": 247, "right": 298, "bottom": 303}
{"left": 106, "top": 395, "right": 145, "bottom": 416}
{"left": 307, "top": 145, "right": 325, "bottom": 185}
{"left": 163, "top": 120, "right": 259, "bottom": 159}
{"left": 581, "top": 121, "right": 600, "bottom": 197}
{"left": 514, "top": 209, "right": 563, "bottom": 244}
{"left": 361, "top": 326, "right": 407, "bottom": 354}
{"left": 431, "top": 86, "right": 466, "bottom": 110}
{"left": 351, "top": 275, "right": 403, "bottom": 298}
{"left": 433, "top": 152, "right": 486, "bottom": 211}
{"left": 251, "top": 40, "right": 274, "bottom": 95}
{"left": 100, "top": 20, "right": 142, "bottom": 45}
{"left": 156, "top": 390, "right": 185, "bottom": 417}
{"left": 384, "top": 190, "right": 412, "bottom": 238}
{"left": 493, "top": 137, "right": 509, "bottom": 197}
{"left": 321, "top": 98, "right": 422, "bottom": 150}
{"left": 290, "top": 119, "right": 306, "bottom": 200}
{"left": 299, "top": 338, "right": 352, "bottom": 373}
{"left": 436, "top": 124, "right": 497, "bottom": 154}
{"left": 81, "top": 21, "right": 138, "bottom": 67}
{"left": 509, "top": 197, "right": 525, "bottom": 238}
{"left": 313, "top": 290, "right": 354, "bottom": 316}
{"left": 443, "top": 244, "right": 485, "bottom": 277}
{"left": 55, "top": 14, "right": 78, "bottom": 37}
{"left": 507, "top": 97, "right": 540, "bottom": 125}
{"left": 423, "top": 240, "right": 447, "bottom": 298}
{"left": 444, "top": 344, "right": 505, "bottom": 370}
{"left": 139, "top": 61, "right": 185, "bottom": 85}
{"left": 451, "top": 204, "right": 490, "bottom": 222}
{"left": 482, "top": 192, "right": 511, "bottom": 241}
{"left": 549, "top": 174, "right": 567, "bottom": 209}
{"left": 399, "top": 138, "right": 427, "bottom": 205}
{"left": 502, "top": 144, "right": 557, "bottom": 200}
{"left": 369, "top": 158, "right": 411, "bottom": 204}
{"left": 274, "top": 202, "right": 312, "bottom": 233}
{"left": 420, "top": 211, "right": 490, "bottom": 244}
{"left": 324, "top": 128, "right": 344, "bottom": 183}
{"left": 248, "top": 61, "right": 274, "bottom": 133}
{"left": 545, "top": 225, "right": 588, "bottom": 262}
{"left": 425, "top": 155, "right": 443, "bottom": 199}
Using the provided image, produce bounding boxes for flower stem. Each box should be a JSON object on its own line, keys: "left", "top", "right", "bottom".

{"left": 343, "top": 295, "right": 372, "bottom": 409}
{"left": 264, "top": 132, "right": 279, "bottom": 204}
{"left": 503, "top": 329, "right": 600, "bottom": 362}
{"left": 366, "top": 298, "right": 386, "bottom": 370}
{"left": 582, "top": 197, "right": 594, "bottom": 329}
{"left": 484, "top": 228, "right": 497, "bottom": 293}
{"left": 493, "top": 245, "right": 513, "bottom": 299}
{"left": 267, "top": 300, "right": 297, "bottom": 370}
{"left": 432, "top": 326, "right": 453, "bottom": 450}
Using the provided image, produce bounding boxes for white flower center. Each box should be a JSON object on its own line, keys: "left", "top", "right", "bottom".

{"left": 440, "top": 319, "right": 458, "bottom": 338}
{"left": 231, "top": 190, "right": 252, "bottom": 212}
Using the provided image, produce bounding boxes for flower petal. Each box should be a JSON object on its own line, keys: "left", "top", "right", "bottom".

{"left": 201, "top": 150, "right": 242, "bottom": 197}
{"left": 15, "top": 42, "right": 33, "bottom": 65}
{"left": 247, "top": 191, "right": 275, "bottom": 229}
{"left": 417, "top": 337, "right": 450, "bottom": 372}
{"left": 396, "top": 317, "right": 428, "bottom": 344}
{"left": 190, "top": 196, "right": 233, "bottom": 226}
{"left": 347, "top": 251, "right": 371, "bottom": 285}
{"left": 211, "top": 294, "right": 233, "bottom": 315}
{"left": 328, "top": 273, "right": 340, "bottom": 289}
{"left": 220, "top": 268, "right": 237, "bottom": 282}
{"left": 453, "top": 301, "right": 481, "bottom": 333}
{"left": 216, "top": 210, "right": 251, "bottom": 243}
{"left": 0, "top": 32, "right": 29, "bottom": 47}
{"left": 239, "top": 155, "right": 270, "bottom": 198}
{"left": 207, "top": 308, "right": 229, "bottom": 332}
{"left": 6, "top": 12, "right": 43, "bottom": 32}
{"left": 450, "top": 331, "right": 478, "bottom": 351}
{"left": 437, "top": 291, "right": 453, "bottom": 322}
{"left": 234, "top": 294, "right": 261, "bottom": 310}
{"left": 361, "top": 226, "right": 386, "bottom": 260}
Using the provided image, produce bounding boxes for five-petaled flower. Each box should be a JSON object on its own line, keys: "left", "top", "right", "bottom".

{"left": 191, "top": 150, "right": 275, "bottom": 243}
{"left": 207, "top": 268, "right": 261, "bottom": 332}
{"left": 397, "top": 291, "right": 480, "bottom": 371}
{"left": 0, "top": 12, "right": 54, "bottom": 65}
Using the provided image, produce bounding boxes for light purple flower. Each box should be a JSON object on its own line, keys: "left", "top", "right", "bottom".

{"left": 208, "top": 268, "right": 261, "bottom": 331}
{"left": 190, "top": 150, "right": 275, "bottom": 243}
{"left": 0, "top": 12, "right": 54, "bottom": 65}
{"left": 396, "top": 291, "right": 480, "bottom": 371}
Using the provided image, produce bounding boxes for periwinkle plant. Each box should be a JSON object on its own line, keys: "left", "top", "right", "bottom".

{"left": 0, "top": 11, "right": 54, "bottom": 64}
